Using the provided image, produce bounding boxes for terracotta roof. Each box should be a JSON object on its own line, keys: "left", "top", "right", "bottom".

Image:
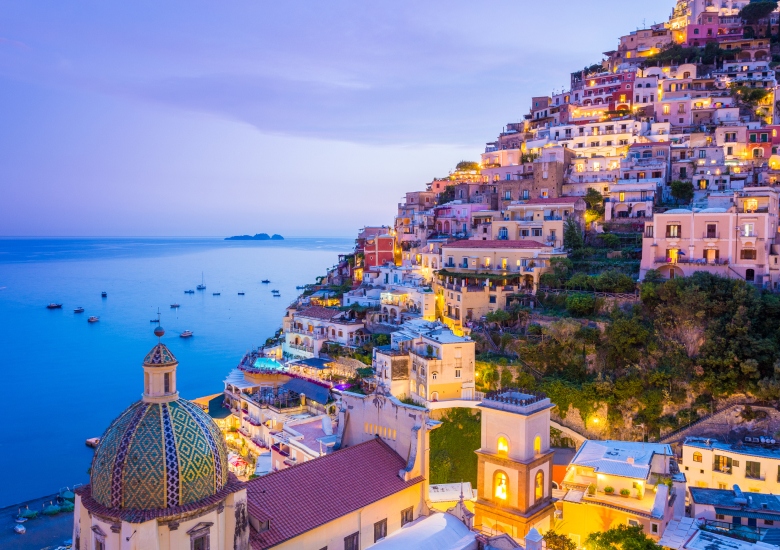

{"left": 74, "top": 475, "right": 245, "bottom": 523}
{"left": 247, "top": 438, "right": 424, "bottom": 549}
{"left": 295, "top": 305, "right": 340, "bottom": 321}
{"left": 629, "top": 141, "right": 671, "bottom": 148}
{"left": 523, "top": 197, "right": 583, "bottom": 205}
{"left": 442, "top": 239, "right": 548, "bottom": 250}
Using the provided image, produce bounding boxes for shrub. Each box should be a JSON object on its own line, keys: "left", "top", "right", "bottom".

{"left": 620, "top": 488, "right": 631, "bottom": 497}
{"left": 604, "top": 486, "right": 614, "bottom": 494}
{"left": 527, "top": 323, "right": 544, "bottom": 336}
{"left": 587, "top": 484, "right": 596, "bottom": 495}
{"left": 566, "top": 293, "right": 597, "bottom": 316}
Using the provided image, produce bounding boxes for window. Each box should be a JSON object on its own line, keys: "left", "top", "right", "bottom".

{"left": 678, "top": 103, "right": 686, "bottom": 114}
{"left": 619, "top": 192, "right": 625, "bottom": 202}
{"left": 535, "top": 470, "right": 544, "bottom": 501}
{"left": 534, "top": 436, "right": 542, "bottom": 454}
{"left": 498, "top": 227, "right": 508, "bottom": 240}
{"left": 767, "top": 520, "right": 775, "bottom": 526}
{"left": 651, "top": 523, "right": 659, "bottom": 535}
{"left": 663, "top": 104, "right": 671, "bottom": 115}
{"left": 432, "top": 372, "right": 437, "bottom": 380}
{"left": 401, "top": 507, "right": 414, "bottom": 526}
{"left": 164, "top": 372, "right": 170, "bottom": 394}
{"left": 666, "top": 225, "right": 681, "bottom": 238}
{"left": 494, "top": 471, "right": 508, "bottom": 500}
{"left": 95, "top": 541, "right": 105, "bottom": 550}
{"left": 193, "top": 535, "right": 209, "bottom": 550}
{"left": 455, "top": 369, "right": 461, "bottom": 378}
{"left": 741, "top": 249, "right": 757, "bottom": 260}
{"left": 344, "top": 532, "right": 360, "bottom": 550}
{"left": 746, "top": 461, "right": 761, "bottom": 480}
{"left": 693, "top": 452, "right": 702, "bottom": 463}
{"left": 374, "top": 519, "right": 387, "bottom": 543}
{"left": 497, "top": 436, "right": 509, "bottom": 456}
{"left": 522, "top": 190, "right": 529, "bottom": 200}
{"left": 714, "top": 454, "right": 732, "bottom": 473}
{"left": 716, "top": 514, "right": 726, "bottom": 520}
{"left": 628, "top": 519, "right": 640, "bottom": 528}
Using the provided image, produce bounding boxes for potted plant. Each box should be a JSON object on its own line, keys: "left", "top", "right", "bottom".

{"left": 604, "top": 486, "right": 614, "bottom": 495}
{"left": 620, "top": 489, "right": 631, "bottom": 497}
{"left": 587, "top": 484, "right": 596, "bottom": 496}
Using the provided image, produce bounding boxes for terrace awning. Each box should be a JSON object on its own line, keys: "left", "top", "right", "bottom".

{"left": 281, "top": 378, "right": 331, "bottom": 405}
{"left": 292, "top": 357, "right": 332, "bottom": 370}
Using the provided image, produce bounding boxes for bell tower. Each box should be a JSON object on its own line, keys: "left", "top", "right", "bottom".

{"left": 474, "top": 389, "right": 555, "bottom": 540}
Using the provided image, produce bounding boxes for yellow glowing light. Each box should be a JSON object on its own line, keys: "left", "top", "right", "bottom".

{"left": 592, "top": 417, "right": 600, "bottom": 424}
{"left": 497, "top": 436, "right": 509, "bottom": 456}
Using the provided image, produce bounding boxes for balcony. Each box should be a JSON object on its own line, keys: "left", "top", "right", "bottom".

{"left": 288, "top": 327, "right": 327, "bottom": 338}
{"left": 703, "top": 232, "right": 720, "bottom": 239}
{"left": 288, "top": 343, "right": 314, "bottom": 353}
{"left": 655, "top": 257, "right": 730, "bottom": 266}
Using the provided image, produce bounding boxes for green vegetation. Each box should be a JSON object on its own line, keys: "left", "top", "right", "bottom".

{"left": 584, "top": 188, "right": 605, "bottom": 218}
{"left": 438, "top": 185, "right": 456, "bottom": 205}
{"left": 564, "top": 218, "right": 584, "bottom": 250}
{"left": 730, "top": 83, "right": 772, "bottom": 106}
{"left": 645, "top": 42, "right": 742, "bottom": 67}
{"left": 429, "top": 408, "right": 481, "bottom": 486}
{"left": 585, "top": 525, "right": 661, "bottom": 549}
{"left": 455, "top": 161, "right": 481, "bottom": 172}
{"left": 740, "top": 1, "right": 778, "bottom": 25}
{"left": 670, "top": 180, "right": 694, "bottom": 205}
{"left": 543, "top": 532, "right": 577, "bottom": 550}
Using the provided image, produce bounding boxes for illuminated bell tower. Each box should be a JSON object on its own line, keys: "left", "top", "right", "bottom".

{"left": 142, "top": 325, "right": 179, "bottom": 403}
{"left": 474, "top": 389, "right": 555, "bottom": 540}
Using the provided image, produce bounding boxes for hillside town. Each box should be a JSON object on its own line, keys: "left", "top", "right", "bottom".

{"left": 69, "top": 1, "right": 780, "bottom": 550}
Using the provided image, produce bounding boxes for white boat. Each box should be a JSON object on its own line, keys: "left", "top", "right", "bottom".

{"left": 74, "top": 307, "right": 84, "bottom": 313}
{"left": 88, "top": 316, "right": 99, "bottom": 323}
{"left": 14, "top": 524, "right": 26, "bottom": 534}
{"left": 85, "top": 437, "right": 100, "bottom": 448}
{"left": 197, "top": 272, "right": 206, "bottom": 290}
{"left": 180, "top": 330, "right": 193, "bottom": 338}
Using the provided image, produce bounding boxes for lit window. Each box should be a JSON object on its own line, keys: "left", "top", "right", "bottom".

{"left": 534, "top": 436, "right": 542, "bottom": 454}
{"left": 693, "top": 452, "right": 702, "bottom": 463}
{"left": 494, "top": 471, "right": 508, "bottom": 500}
{"left": 535, "top": 470, "right": 544, "bottom": 501}
{"left": 497, "top": 436, "right": 509, "bottom": 456}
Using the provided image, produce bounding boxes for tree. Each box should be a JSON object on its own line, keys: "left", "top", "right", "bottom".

{"left": 585, "top": 524, "right": 661, "bottom": 549}
{"left": 584, "top": 188, "right": 605, "bottom": 216}
{"left": 437, "top": 185, "right": 455, "bottom": 205}
{"left": 670, "top": 180, "right": 694, "bottom": 205}
{"left": 740, "top": 1, "right": 778, "bottom": 25}
{"left": 566, "top": 293, "right": 597, "bottom": 316}
{"left": 564, "top": 217, "right": 584, "bottom": 250}
{"left": 455, "top": 161, "right": 481, "bottom": 172}
{"left": 543, "top": 531, "right": 577, "bottom": 550}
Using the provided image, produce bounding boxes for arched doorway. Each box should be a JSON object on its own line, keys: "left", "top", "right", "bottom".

{"left": 746, "top": 269, "right": 755, "bottom": 282}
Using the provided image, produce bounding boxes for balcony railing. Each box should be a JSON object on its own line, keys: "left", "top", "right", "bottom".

{"left": 703, "top": 233, "right": 720, "bottom": 239}
{"left": 655, "top": 257, "right": 729, "bottom": 266}
{"left": 288, "top": 343, "right": 314, "bottom": 353}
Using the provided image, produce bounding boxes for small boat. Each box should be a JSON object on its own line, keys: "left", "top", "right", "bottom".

{"left": 42, "top": 502, "right": 61, "bottom": 515}
{"left": 74, "top": 307, "right": 84, "bottom": 313}
{"left": 88, "top": 316, "right": 99, "bottom": 323}
{"left": 150, "top": 319, "right": 160, "bottom": 322}
{"left": 85, "top": 437, "right": 100, "bottom": 448}
{"left": 180, "top": 330, "right": 193, "bottom": 338}
{"left": 238, "top": 292, "right": 245, "bottom": 295}
{"left": 14, "top": 524, "right": 25, "bottom": 534}
{"left": 296, "top": 285, "right": 307, "bottom": 290}
{"left": 184, "top": 289, "right": 195, "bottom": 294}
{"left": 197, "top": 272, "right": 206, "bottom": 290}
{"left": 47, "top": 303, "right": 63, "bottom": 309}
{"left": 101, "top": 291, "right": 107, "bottom": 298}
{"left": 14, "top": 517, "right": 26, "bottom": 524}
{"left": 213, "top": 292, "right": 221, "bottom": 296}
{"left": 271, "top": 289, "right": 280, "bottom": 294}
{"left": 261, "top": 280, "right": 271, "bottom": 284}
{"left": 170, "top": 304, "right": 180, "bottom": 308}
{"left": 59, "top": 487, "right": 76, "bottom": 502}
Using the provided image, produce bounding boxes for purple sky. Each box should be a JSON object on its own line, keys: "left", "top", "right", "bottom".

{"left": 0, "top": 0, "right": 673, "bottom": 237}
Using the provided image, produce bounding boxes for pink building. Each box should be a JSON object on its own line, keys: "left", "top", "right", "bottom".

{"left": 434, "top": 201, "right": 489, "bottom": 238}
{"left": 640, "top": 187, "right": 780, "bottom": 288}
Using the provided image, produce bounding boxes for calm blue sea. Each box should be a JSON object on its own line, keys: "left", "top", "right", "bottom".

{"left": 0, "top": 237, "right": 352, "bottom": 507}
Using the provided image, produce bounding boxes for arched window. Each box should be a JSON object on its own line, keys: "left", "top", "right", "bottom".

{"left": 534, "top": 436, "right": 542, "bottom": 455}
{"left": 684, "top": 72, "right": 691, "bottom": 78}
{"left": 494, "top": 471, "right": 508, "bottom": 500}
{"left": 693, "top": 452, "right": 702, "bottom": 463}
{"left": 418, "top": 383, "right": 425, "bottom": 397}
{"left": 498, "top": 227, "right": 508, "bottom": 240}
{"left": 754, "top": 148, "right": 764, "bottom": 158}
{"left": 497, "top": 436, "right": 509, "bottom": 457}
{"left": 535, "top": 470, "right": 544, "bottom": 501}
{"left": 432, "top": 372, "right": 438, "bottom": 380}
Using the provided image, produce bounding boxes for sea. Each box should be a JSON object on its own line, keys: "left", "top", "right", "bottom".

{"left": 0, "top": 237, "right": 353, "bottom": 508}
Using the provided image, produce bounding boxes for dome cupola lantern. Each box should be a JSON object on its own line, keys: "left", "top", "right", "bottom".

{"left": 142, "top": 326, "right": 179, "bottom": 403}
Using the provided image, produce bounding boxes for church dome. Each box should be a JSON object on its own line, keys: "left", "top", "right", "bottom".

{"left": 89, "top": 343, "right": 229, "bottom": 511}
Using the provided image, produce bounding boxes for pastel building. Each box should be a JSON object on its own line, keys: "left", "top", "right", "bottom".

{"left": 373, "top": 318, "right": 476, "bottom": 403}
{"left": 497, "top": 197, "right": 587, "bottom": 246}
{"left": 682, "top": 437, "right": 780, "bottom": 494}
{"left": 557, "top": 440, "right": 685, "bottom": 545}
{"left": 640, "top": 187, "right": 780, "bottom": 286}
{"left": 283, "top": 305, "right": 366, "bottom": 358}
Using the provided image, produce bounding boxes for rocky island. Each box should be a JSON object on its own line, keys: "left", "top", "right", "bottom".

{"left": 225, "top": 233, "right": 284, "bottom": 241}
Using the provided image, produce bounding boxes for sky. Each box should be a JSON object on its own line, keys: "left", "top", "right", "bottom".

{"left": 0, "top": 0, "right": 674, "bottom": 237}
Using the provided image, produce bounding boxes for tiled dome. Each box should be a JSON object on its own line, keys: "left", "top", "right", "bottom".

{"left": 91, "top": 398, "right": 228, "bottom": 511}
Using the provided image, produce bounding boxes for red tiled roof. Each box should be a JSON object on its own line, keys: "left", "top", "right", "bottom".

{"left": 247, "top": 438, "right": 423, "bottom": 549}
{"left": 74, "top": 475, "right": 246, "bottom": 523}
{"left": 629, "top": 141, "right": 671, "bottom": 148}
{"left": 524, "top": 197, "right": 583, "bottom": 205}
{"left": 442, "top": 239, "right": 548, "bottom": 250}
{"left": 295, "top": 305, "right": 340, "bottom": 321}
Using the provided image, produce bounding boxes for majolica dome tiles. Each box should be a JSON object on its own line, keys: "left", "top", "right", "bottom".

{"left": 91, "top": 399, "right": 228, "bottom": 511}
{"left": 143, "top": 343, "right": 177, "bottom": 367}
